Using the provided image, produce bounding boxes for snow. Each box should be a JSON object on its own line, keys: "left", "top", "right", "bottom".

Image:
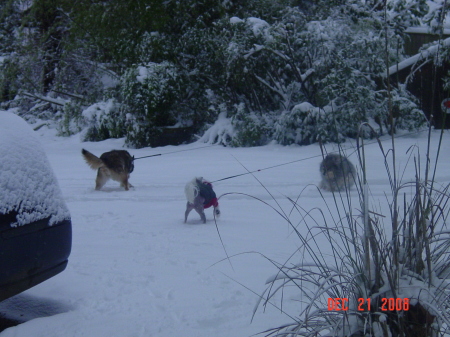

{"left": 197, "top": 112, "right": 235, "bottom": 144}
{"left": 246, "top": 17, "right": 270, "bottom": 36}
{"left": 136, "top": 65, "right": 150, "bottom": 83}
{"left": 100, "top": 72, "right": 120, "bottom": 90}
{"left": 230, "top": 16, "right": 271, "bottom": 39}
{"left": 82, "top": 99, "right": 116, "bottom": 121}
{"left": 293, "top": 102, "right": 315, "bottom": 112}
{"left": 388, "top": 36, "right": 450, "bottom": 76}
{"left": 0, "top": 112, "right": 70, "bottom": 227}
{"left": 0, "top": 114, "right": 449, "bottom": 336}
{"left": 405, "top": 26, "right": 450, "bottom": 35}
{"left": 135, "top": 62, "right": 175, "bottom": 84}
{"left": 230, "top": 16, "right": 244, "bottom": 24}
{"left": 229, "top": 16, "right": 273, "bottom": 42}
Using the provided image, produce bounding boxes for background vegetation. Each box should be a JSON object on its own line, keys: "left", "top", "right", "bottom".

{"left": 0, "top": 0, "right": 448, "bottom": 147}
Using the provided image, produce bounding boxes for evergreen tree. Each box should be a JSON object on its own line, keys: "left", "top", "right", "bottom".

{"left": 0, "top": 0, "right": 434, "bottom": 147}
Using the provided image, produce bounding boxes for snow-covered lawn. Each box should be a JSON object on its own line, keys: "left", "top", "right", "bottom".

{"left": 0, "top": 124, "right": 449, "bottom": 337}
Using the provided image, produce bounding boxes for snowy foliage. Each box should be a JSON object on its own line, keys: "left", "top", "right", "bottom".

{"left": 57, "top": 101, "right": 85, "bottom": 137}
{"left": 423, "top": 0, "right": 450, "bottom": 30}
{"left": 82, "top": 99, "right": 125, "bottom": 141}
{"left": 274, "top": 102, "right": 335, "bottom": 145}
{"left": 198, "top": 111, "right": 235, "bottom": 145}
{"left": 230, "top": 104, "right": 275, "bottom": 147}
{"left": 0, "top": 0, "right": 440, "bottom": 147}
{"left": 120, "top": 61, "right": 207, "bottom": 148}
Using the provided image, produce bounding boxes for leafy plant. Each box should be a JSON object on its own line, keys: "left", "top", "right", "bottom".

{"left": 57, "top": 100, "right": 85, "bottom": 136}
{"left": 82, "top": 99, "right": 126, "bottom": 141}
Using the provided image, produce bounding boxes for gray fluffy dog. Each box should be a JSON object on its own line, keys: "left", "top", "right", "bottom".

{"left": 319, "top": 153, "right": 356, "bottom": 192}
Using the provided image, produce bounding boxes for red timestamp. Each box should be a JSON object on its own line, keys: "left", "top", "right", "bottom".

{"left": 327, "top": 298, "right": 410, "bottom": 311}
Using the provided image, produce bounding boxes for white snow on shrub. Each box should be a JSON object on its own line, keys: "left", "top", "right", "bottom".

{"left": 274, "top": 102, "right": 328, "bottom": 145}
{"left": 99, "top": 71, "right": 120, "bottom": 89}
{"left": 0, "top": 112, "right": 70, "bottom": 227}
{"left": 135, "top": 61, "right": 177, "bottom": 84}
{"left": 231, "top": 16, "right": 272, "bottom": 41}
{"left": 229, "top": 16, "right": 244, "bottom": 24}
{"left": 293, "top": 102, "right": 315, "bottom": 112}
{"left": 246, "top": 17, "right": 272, "bottom": 41}
{"left": 82, "top": 99, "right": 117, "bottom": 122}
{"left": 198, "top": 112, "right": 235, "bottom": 145}
{"left": 246, "top": 17, "right": 270, "bottom": 35}
{"left": 136, "top": 65, "right": 150, "bottom": 83}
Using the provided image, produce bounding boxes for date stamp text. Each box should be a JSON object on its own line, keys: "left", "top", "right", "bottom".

{"left": 327, "top": 298, "right": 410, "bottom": 311}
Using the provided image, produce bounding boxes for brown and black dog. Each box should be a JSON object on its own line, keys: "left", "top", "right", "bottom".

{"left": 82, "top": 149, "right": 134, "bottom": 191}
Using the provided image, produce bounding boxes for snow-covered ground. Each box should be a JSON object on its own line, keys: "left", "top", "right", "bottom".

{"left": 0, "top": 122, "right": 449, "bottom": 337}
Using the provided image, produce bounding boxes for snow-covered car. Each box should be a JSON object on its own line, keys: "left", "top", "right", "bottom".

{"left": 0, "top": 112, "right": 72, "bottom": 301}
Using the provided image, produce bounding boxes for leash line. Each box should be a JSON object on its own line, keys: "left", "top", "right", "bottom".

{"left": 212, "top": 154, "right": 323, "bottom": 183}
{"left": 132, "top": 128, "right": 430, "bottom": 180}
{"left": 134, "top": 144, "right": 219, "bottom": 160}
{"left": 211, "top": 128, "right": 430, "bottom": 183}
{"left": 134, "top": 153, "right": 162, "bottom": 160}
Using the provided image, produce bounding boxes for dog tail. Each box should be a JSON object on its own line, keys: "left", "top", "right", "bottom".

{"left": 82, "top": 149, "right": 104, "bottom": 170}
{"left": 185, "top": 177, "right": 200, "bottom": 204}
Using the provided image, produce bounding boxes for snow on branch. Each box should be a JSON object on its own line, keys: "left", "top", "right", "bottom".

{"left": 21, "top": 92, "right": 66, "bottom": 106}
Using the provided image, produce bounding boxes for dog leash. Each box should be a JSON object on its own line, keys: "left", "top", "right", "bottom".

{"left": 132, "top": 128, "right": 428, "bottom": 179}
{"left": 211, "top": 128, "right": 430, "bottom": 183}
{"left": 211, "top": 154, "right": 324, "bottom": 183}
{"left": 133, "top": 144, "right": 220, "bottom": 160}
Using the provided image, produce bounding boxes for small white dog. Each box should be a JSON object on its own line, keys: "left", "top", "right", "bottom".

{"left": 184, "top": 177, "right": 220, "bottom": 223}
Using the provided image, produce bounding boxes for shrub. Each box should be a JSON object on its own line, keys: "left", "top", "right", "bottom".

{"left": 274, "top": 102, "right": 344, "bottom": 145}
{"left": 373, "top": 87, "right": 428, "bottom": 135}
{"left": 121, "top": 61, "right": 215, "bottom": 148}
{"left": 57, "top": 101, "right": 85, "bottom": 136}
{"left": 120, "top": 62, "right": 179, "bottom": 148}
{"left": 82, "top": 99, "right": 126, "bottom": 141}
{"left": 231, "top": 104, "right": 274, "bottom": 147}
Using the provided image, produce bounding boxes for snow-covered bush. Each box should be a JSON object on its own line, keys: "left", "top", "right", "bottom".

{"left": 374, "top": 87, "right": 428, "bottom": 134}
{"left": 198, "top": 111, "right": 235, "bottom": 146}
{"left": 231, "top": 104, "right": 274, "bottom": 147}
{"left": 82, "top": 99, "right": 125, "bottom": 141}
{"left": 120, "top": 62, "right": 180, "bottom": 148}
{"left": 1, "top": 0, "right": 435, "bottom": 147}
{"left": 57, "top": 101, "right": 85, "bottom": 136}
{"left": 121, "top": 61, "right": 213, "bottom": 148}
{"left": 215, "top": 2, "right": 428, "bottom": 147}
{"left": 274, "top": 102, "right": 344, "bottom": 145}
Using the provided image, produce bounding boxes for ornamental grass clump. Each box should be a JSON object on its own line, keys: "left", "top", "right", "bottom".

{"left": 256, "top": 125, "right": 450, "bottom": 337}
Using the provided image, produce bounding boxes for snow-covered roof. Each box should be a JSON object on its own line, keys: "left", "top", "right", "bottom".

{"left": 388, "top": 36, "right": 450, "bottom": 76}
{"left": 0, "top": 111, "right": 70, "bottom": 227}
